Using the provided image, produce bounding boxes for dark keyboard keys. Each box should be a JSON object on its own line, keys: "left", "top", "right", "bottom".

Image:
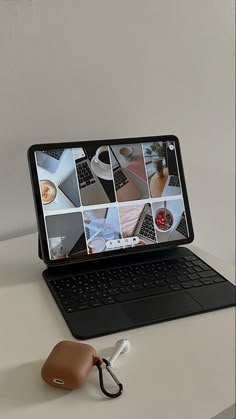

{"left": 188, "top": 273, "right": 200, "bottom": 280}
{"left": 176, "top": 214, "right": 187, "bottom": 237}
{"left": 65, "top": 307, "right": 77, "bottom": 313}
{"left": 76, "top": 161, "right": 96, "bottom": 188}
{"left": 168, "top": 175, "right": 180, "bottom": 187}
{"left": 77, "top": 303, "right": 89, "bottom": 310}
{"left": 90, "top": 300, "right": 102, "bottom": 308}
{"left": 44, "top": 149, "right": 64, "bottom": 160}
{"left": 177, "top": 275, "right": 189, "bottom": 282}
{"left": 103, "top": 297, "right": 115, "bottom": 305}
{"left": 193, "top": 261, "right": 211, "bottom": 270}
{"left": 49, "top": 255, "right": 225, "bottom": 314}
{"left": 199, "top": 270, "right": 216, "bottom": 278}
{"left": 184, "top": 256, "right": 197, "bottom": 261}
{"left": 213, "top": 276, "right": 225, "bottom": 283}
{"left": 200, "top": 279, "right": 214, "bottom": 285}
{"left": 139, "top": 214, "right": 156, "bottom": 242}
{"left": 170, "top": 284, "right": 183, "bottom": 291}
{"left": 181, "top": 281, "right": 192, "bottom": 289}
{"left": 166, "top": 277, "right": 177, "bottom": 284}
{"left": 114, "top": 169, "right": 129, "bottom": 190}
{"left": 191, "top": 280, "right": 203, "bottom": 287}
{"left": 193, "top": 266, "right": 203, "bottom": 273}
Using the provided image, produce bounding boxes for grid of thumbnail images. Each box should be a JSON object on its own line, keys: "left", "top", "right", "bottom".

{"left": 35, "top": 141, "right": 189, "bottom": 260}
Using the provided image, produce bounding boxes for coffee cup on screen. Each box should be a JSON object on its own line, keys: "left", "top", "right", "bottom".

{"left": 95, "top": 146, "right": 111, "bottom": 172}
{"left": 88, "top": 237, "right": 106, "bottom": 254}
{"left": 119, "top": 147, "right": 134, "bottom": 162}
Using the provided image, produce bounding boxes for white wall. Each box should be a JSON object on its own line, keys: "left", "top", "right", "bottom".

{"left": 0, "top": 0, "right": 235, "bottom": 263}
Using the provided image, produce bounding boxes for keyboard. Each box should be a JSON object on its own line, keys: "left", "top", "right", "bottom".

{"left": 48, "top": 255, "right": 226, "bottom": 314}
{"left": 114, "top": 169, "right": 129, "bottom": 191}
{"left": 176, "top": 214, "right": 188, "bottom": 238}
{"left": 168, "top": 175, "right": 180, "bottom": 187}
{"left": 44, "top": 149, "right": 64, "bottom": 160}
{"left": 138, "top": 213, "right": 156, "bottom": 241}
{"left": 76, "top": 161, "right": 96, "bottom": 188}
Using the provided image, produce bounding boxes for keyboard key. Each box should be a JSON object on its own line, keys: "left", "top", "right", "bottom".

{"left": 181, "top": 281, "right": 192, "bottom": 289}
{"left": 177, "top": 275, "right": 188, "bottom": 282}
{"left": 184, "top": 256, "right": 197, "bottom": 261}
{"left": 166, "top": 277, "right": 177, "bottom": 284}
{"left": 77, "top": 303, "right": 89, "bottom": 310}
{"left": 185, "top": 262, "right": 194, "bottom": 267}
{"left": 193, "top": 266, "right": 203, "bottom": 273}
{"left": 170, "top": 284, "right": 183, "bottom": 291}
{"left": 121, "top": 278, "right": 132, "bottom": 285}
{"left": 186, "top": 267, "right": 196, "bottom": 274}
{"left": 132, "top": 277, "right": 143, "bottom": 284}
{"left": 199, "top": 270, "right": 216, "bottom": 278}
{"left": 191, "top": 280, "right": 203, "bottom": 287}
{"left": 103, "top": 297, "right": 115, "bottom": 305}
{"left": 193, "top": 261, "right": 211, "bottom": 270}
{"left": 96, "top": 291, "right": 108, "bottom": 298}
{"left": 120, "top": 286, "right": 132, "bottom": 293}
{"left": 143, "top": 282, "right": 155, "bottom": 289}
{"left": 61, "top": 300, "right": 70, "bottom": 306}
{"left": 156, "top": 280, "right": 167, "bottom": 287}
{"left": 110, "top": 280, "right": 120, "bottom": 288}
{"left": 177, "top": 269, "right": 188, "bottom": 275}
{"left": 188, "top": 273, "right": 200, "bottom": 280}
{"left": 108, "top": 288, "right": 120, "bottom": 296}
{"left": 90, "top": 300, "right": 102, "bottom": 308}
{"left": 131, "top": 284, "right": 144, "bottom": 291}
{"left": 213, "top": 276, "right": 225, "bottom": 283}
{"left": 65, "top": 307, "right": 77, "bottom": 313}
{"left": 200, "top": 279, "right": 214, "bottom": 285}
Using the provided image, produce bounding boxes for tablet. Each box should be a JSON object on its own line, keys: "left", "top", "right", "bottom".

{"left": 28, "top": 136, "right": 194, "bottom": 266}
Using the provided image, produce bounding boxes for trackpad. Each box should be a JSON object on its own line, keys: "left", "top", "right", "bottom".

{"left": 123, "top": 292, "right": 202, "bottom": 324}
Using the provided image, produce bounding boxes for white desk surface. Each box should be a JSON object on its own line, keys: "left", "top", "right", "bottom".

{"left": 0, "top": 233, "right": 235, "bottom": 419}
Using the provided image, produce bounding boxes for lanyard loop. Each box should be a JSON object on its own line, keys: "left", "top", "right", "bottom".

{"left": 96, "top": 358, "right": 123, "bottom": 398}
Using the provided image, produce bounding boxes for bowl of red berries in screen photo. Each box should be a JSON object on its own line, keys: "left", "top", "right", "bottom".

{"left": 154, "top": 207, "right": 174, "bottom": 232}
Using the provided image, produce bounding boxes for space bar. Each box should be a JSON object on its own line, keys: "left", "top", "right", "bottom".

{"left": 116, "top": 286, "right": 171, "bottom": 303}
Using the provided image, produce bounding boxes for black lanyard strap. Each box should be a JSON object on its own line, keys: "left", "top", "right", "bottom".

{"left": 96, "top": 358, "right": 123, "bottom": 398}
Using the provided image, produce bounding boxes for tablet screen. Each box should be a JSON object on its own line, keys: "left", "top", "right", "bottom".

{"left": 31, "top": 137, "right": 193, "bottom": 263}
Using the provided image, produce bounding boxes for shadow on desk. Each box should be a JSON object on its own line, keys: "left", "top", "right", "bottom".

{"left": 0, "top": 359, "right": 111, "bottom": 411}
{"left": 0, "top": 260, "right": 43, "bottom": 287}
{"left": 0, "top": 361, "right": 68, "bottom": 410}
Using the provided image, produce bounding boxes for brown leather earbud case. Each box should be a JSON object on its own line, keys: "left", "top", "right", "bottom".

{"left": 41, "top": 340, "right": 101, "bottom": 390}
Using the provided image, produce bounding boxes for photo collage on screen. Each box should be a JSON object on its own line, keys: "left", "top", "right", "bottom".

{"left": 35, "top": 141, "right": 189, "bottom": 260}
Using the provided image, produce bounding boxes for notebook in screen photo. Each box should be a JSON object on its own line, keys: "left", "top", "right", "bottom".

{"left": 58, "top": 169, "right": 80, "bottom": 207}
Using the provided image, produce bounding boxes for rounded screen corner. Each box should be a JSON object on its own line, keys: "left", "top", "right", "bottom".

{"left": 27, "top": 144, "right": 38, "bottom": 159}
{"left": 169, "top": 134, "right": 179, "bottom": 143}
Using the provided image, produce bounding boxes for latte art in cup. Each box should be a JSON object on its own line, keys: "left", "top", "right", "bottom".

{"left": 40, "top": 180, "right": 57, "bottom": 204}
{"left": 88, "top": 237, "right": 106, "bottom": 253}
